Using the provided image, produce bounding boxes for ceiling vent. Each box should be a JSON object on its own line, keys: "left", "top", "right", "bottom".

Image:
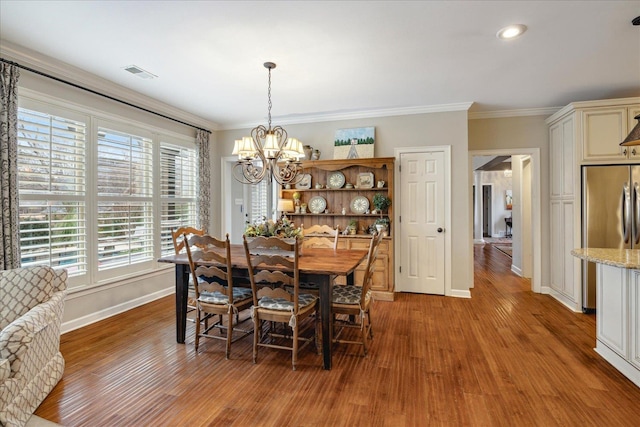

{"left": 123, "top": 65, "right": 157, "bottom": 79}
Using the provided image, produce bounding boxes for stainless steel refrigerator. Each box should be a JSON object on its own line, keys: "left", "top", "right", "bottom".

{"left": 582, "top": 164, "right": 640, "bottom": 312}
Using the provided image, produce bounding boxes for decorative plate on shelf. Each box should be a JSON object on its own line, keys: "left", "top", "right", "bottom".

{"left": 295, "top": 174, "right": 312, "bottom": 189}
{"left": 350, "top": 196, "right": 369, "bottom": 214}
{"left": 327, "top": 171, "right": 345, "bottom": 189}
{"left": 308, "top": 196, "right": 327, "bottom": 214}
{"left": 357, "top": 172, "right": 374, "bottom": 189}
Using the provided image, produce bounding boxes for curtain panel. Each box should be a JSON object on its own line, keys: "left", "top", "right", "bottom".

{"left": 196, "top": 129, "right": 211, "bottom": 233}
{"left": 0, "top": 63, "right": 21, "bottom": 270}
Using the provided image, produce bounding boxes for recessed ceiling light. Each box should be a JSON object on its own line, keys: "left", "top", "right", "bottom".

{"left": 496, "top": 24, "right": 527, "bottom": 40}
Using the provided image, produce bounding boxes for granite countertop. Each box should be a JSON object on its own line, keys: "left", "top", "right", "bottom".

{"left": 571, "top": 248, "right": 640, "bottom": 269}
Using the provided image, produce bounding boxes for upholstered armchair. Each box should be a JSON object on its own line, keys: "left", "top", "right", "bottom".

{"left": 0, "top": 266, "right": 67, "bottom": 427}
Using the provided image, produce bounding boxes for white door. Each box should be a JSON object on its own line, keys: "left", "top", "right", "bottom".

{"left": 398, "top": 150, "right": 446, "bottom": 294}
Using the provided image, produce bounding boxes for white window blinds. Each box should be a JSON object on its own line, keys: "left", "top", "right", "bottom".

{"left": 249, "top": 179, "right": 269, "bottom": 225}
{"left": 17, "top": 108, "right": 87, "bottom": 274}
{"left": 96, "top": 127, "right": 153, "bottom": 270}
{"left": 159, "top": 143, "right": 197, "bottom": 255}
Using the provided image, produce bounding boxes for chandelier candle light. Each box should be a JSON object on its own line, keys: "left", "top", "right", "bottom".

{"left": 232, "top": 62, "right": 306, "bottom": 185}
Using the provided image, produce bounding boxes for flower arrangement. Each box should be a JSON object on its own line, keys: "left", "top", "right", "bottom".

{"left": 244, "top": 216, "right": 303, "bottom": 239}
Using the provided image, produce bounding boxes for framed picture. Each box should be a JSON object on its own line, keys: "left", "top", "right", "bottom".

{"left": 505, "top": 190, "right": 513, "bottom": 210}
{"left": 295, "top": 174, "right": 312, "bottom": 189}
{"left": 333, "top": 127, "right": 375, "bottom": 159}
{"left": 357, "top": 172, "right": 374, "bottom": 189}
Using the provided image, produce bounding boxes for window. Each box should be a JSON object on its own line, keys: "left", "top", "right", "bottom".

{"left": 159, "top": 143, "right": 197, "bottom": 256}
{"left": 16, "top": 95, "right": 198, "bottom": 288}
{"left": 96, "top": 127, "right": 154, "bottom": 271}
{"left": 249, "top": 179, "right": 270, "bottom": 224}
{"left": 17, "top": 107, "right": 87, "bottom": 275}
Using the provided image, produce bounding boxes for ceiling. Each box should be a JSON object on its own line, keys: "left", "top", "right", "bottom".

{"left": 474, "top": 156, "right": 511, "bottom": 171}
{"left": 1, "top": 1, "right": 639, "bottom": 130}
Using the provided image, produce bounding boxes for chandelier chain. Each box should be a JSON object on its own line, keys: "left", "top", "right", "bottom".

{"left": 267, "top": 66, "right": 272, "bottom": 130}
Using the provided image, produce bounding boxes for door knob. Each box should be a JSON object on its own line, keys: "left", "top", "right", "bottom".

{"left": 437, "top": 227, "right": 444, "bottom": 233}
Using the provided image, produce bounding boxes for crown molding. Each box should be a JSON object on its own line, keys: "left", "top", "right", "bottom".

{"left": 222, "top": 102, "right": 475, "bottom": 131}
{"left": 546, "top": 96, "right": 640, "bottom": 124}
{"left": 0, "top": 40, "right": 220, "bottom": 132}
{"left": 468, "top": 107, "right": 562, "bottom": 120}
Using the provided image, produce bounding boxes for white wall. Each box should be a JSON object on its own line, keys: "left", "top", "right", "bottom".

{"left": 479, "top": 170, "right": 512, "bottom": 237}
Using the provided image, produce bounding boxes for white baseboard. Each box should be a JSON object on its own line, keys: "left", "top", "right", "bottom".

{"left": 511, "top": 265, "right": 522, "bottom": 276}
{"left": 61, "top": 286, "right": 174, "bottom": 334}
{"left": 547, "top": 288, "right": 581, "bottom": 312}
{"left": 449, "top": 289, "right": 471, "bottom": 298}
{"left": 473, "top": 238, "right": 485, "bottom": 244}
{"left": 595, "top": 341, "right": 640, "bottom": 388}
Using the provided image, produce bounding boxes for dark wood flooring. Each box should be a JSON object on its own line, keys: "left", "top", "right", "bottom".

{"left": 35, "top": 244, "right": 640, "bottom": 426}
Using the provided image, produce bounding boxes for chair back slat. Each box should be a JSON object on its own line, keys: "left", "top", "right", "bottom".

{"left": 196, "top": 280, "right": 227, "bottom": 295}
{"left": 251, "top": 254, "right": 294, "bottom": 269}
{"left": 246, "top": 235, "right": 295, "bottom": 251}
{"left": 253, "top": 270, "right": 294, "bottom": 286}
{"left": 172, "top": 226, "right": 205, "bottom": 255}
{"left": 257, "top": 286, "right": 293, "bottom": 301}
{"left": 194, "top": 264, "right": 229, "bottom": 284}
{"left": 303, "top": 224, "right": 340, "bottom": 249}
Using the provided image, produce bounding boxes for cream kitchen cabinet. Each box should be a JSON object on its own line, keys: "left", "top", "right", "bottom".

{"left": 571, "top": 249, "right": 640, "bottom": 387}
{"left": 550, "top": 199, "right": 580, "bottom": 308}
{"left": 549, "top": 114, "right": 576, "bottom": 198}
{"left": 547, "top": 97, "right": 640, "bottom": 312}
{"left": 630, "top": 269, "right": 640, "bottom": 371}
{"left": 582, "top": 106, "right": 640, "bottom": 162}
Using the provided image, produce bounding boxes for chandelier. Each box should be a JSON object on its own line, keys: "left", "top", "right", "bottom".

{"left": 232, "top": 62, "right": 305, "bottom": 185}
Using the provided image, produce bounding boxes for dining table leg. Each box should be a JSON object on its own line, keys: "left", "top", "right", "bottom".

{"left": 306, "top": 272, "right": 342, "bottom": 370}
{"left": 175, "top": 264, "right": 189, "bottom": 344}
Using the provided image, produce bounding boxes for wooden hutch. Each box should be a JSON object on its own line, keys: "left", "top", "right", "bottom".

{"left": 281, "top": 157, "right": 395, "bottom": 301}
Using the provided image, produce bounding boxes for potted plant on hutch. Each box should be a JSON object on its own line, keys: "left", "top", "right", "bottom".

{"left": 372, "top": 193, "right": 391, "bottom": 235}
{"left": 347, "top": 219, "right": 358, "bottom": 235}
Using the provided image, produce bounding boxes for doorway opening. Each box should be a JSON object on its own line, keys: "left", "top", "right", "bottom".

{"left": 470, "top": 149, "right": 541, "bottom": 294}
{"left": 482, "top": 184, "right": 492, "bottom": 237}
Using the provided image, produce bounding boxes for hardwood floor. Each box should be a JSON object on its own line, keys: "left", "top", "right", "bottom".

{"left": 36, "top": 244, "right": 640, "bottom": 426}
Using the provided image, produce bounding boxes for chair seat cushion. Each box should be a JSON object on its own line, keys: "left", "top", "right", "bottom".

{"left": 332, "top": 285, "right": 368, "bottom": 305}
{"left": 258, "top": 294, "right": 317, "bottom": 311}
{"left": 199, "top": 287, "right": 253, "bottom": 305}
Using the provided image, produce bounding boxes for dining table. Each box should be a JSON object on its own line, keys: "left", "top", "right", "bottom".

{"left": 158, "top": 245, "right": 368, "bottom": 370}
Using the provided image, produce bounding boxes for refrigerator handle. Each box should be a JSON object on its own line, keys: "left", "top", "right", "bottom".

{"left": 623, "top": 183, "right": 630, "bottom": 244}
{"left": 635, "top": 183, "right": 640, "bottom": 245}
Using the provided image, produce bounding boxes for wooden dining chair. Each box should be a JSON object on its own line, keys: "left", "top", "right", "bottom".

{"left": 242, "top": 235, "right": 319, "bottom": 370}
{"left": 171, "top": 226, "right": 206, "bottom": 320}
{"left": 302, "top": 224, "right": 340, "bottom": 250}
{"left": 331, "top": 231, "right": 383, "bottom": 356}
{"left": 297, "top": 224, "right": 340, "bottom": 295}
{"left": 184, "top": 233, "right": 253, "bottom": 358}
